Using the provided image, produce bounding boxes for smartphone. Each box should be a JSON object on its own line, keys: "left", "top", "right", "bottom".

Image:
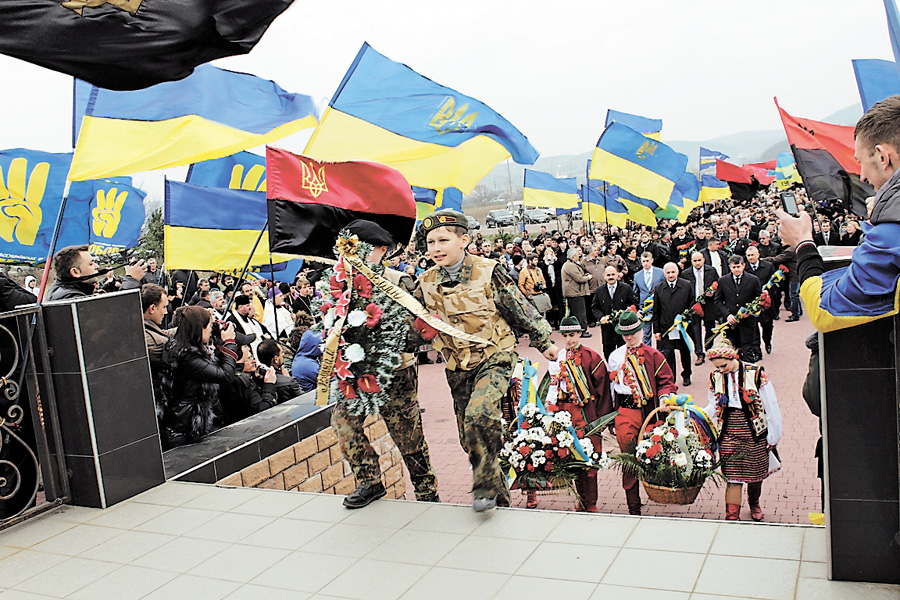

{"left": 780, "top": 192, "right": 799, "bottom": 216}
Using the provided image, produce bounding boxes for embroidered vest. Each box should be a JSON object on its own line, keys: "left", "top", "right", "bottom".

{"left": 381, "top": 267, "right": 416, "bottom": 370}
{"left": 419, "top": 255, "right": 516, "bottom": 370}
{"left": 710, "top": 363, "right": 768, "bottom": 439}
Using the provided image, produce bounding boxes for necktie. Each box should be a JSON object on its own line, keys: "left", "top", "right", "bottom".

{"left": 644, "top": 270, "right": 651, "bottom": 289}
{"left": 735, "top": 275, "right": 741, "bottom": 287}
{"left": 695, "top": 270, "right": 702, "bottom": 296}
{"left": 609, "top": 285, "right": 616, "bottom": 298}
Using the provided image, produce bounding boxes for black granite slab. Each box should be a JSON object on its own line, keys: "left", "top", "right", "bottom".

{"left": 165, "top": 393, "right": 332, "bottom": 483}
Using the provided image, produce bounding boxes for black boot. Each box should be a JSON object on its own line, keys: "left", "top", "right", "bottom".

{"left": 343, "top": 481, "right": 386, "bottom": 509}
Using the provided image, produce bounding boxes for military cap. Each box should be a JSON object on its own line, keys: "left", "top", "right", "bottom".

{"left": 345, "top": 219, "right": 394, "bottom": 247}
{"left": 418, "top": 210, "right": 468, "bottom": 236}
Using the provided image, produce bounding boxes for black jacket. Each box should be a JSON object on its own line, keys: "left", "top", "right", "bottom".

{"left": 681, "top": 264, "right": 719, "bottom": 321}
{"left": 0, "top": 274, "right": 36, "bottom": 310}
{"left": 46, "top": 276, "right": 140, "bottom": 301}
{"left": 651, "top": 278, "right": 694, "bottom": 334}
{"left": 701, "top": 248, "right": 729, "bottom": 278}
{"left": 219, "top": 372, "right": 276, "bottom": 426}
{"left": 160, "top": 341, "right": 239, "bottom": 449}
{"left": 714, "top": 272, "right": 761, "bottom": 321}
{"left": 746, "top": 260, "right": 776, "bottom": 321}
{"left": 591, "top": 282, "right": 638, "bottom": 342}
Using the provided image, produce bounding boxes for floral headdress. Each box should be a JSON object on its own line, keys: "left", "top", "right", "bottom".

{"left": 707, "top": 338, "right": 738, "bottom": 361}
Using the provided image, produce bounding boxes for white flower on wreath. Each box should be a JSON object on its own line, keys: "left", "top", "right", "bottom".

{"left": 579, "top": 437, "right": 595, "bottom": 456}
{"left": 673, "top": 452, "right": 688, "bottom": 467}
{"left": 695, "top": 449, "right": 713, "bottom": 467}
{"left": 557, "top": 431, "right": 574, "bottom": 448}
{"left": 323, "top": 310, "right": 335, "bottom": 330}
{"left": 521, "top": 404, "right": 538, "bottom": 418}
{"left": 664, "top": 430, "right": 676, "bottom": 442}
{"left": 595, "top": 451, "right": 612, "bottom": 469}
{"left": 553, "top": 411, "right": 572, "bottom": 428}
{"left": 346, "top": 310, "right": 367, "bottom": 328}
{"left": 345, "top": 344, "right": 366, "bottom": 363}
{"left": 652, "top": 425, "right": 666, "bottom": 437}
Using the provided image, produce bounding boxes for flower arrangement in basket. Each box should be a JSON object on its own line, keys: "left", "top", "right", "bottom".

{"left": 611, "top": 395, "right": 722, "bottom": 504}
{"left": 500, "top": 359, "right": 611, "bottom": 493}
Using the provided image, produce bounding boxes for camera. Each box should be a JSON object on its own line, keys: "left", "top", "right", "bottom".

{"left": 533, "top": 282, "right": 545, "bottom": 292}
{"left": 211, "top": 320, "right": 256, "bottom": 346}
{"left": 256, "top": 365, "right": 268, "bottom": 378}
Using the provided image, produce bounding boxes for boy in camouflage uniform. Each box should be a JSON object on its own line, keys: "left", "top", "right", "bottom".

{"left": 415, "top": 210, "right": 559, "bottom": 512}
{"left": 331, "top": 220, "right": 439, "bottom": 508}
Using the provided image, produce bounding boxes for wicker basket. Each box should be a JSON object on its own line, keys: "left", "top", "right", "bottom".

{"left": 637, "top": 406, "right": 704, "bottom": 505}
{"left": 642, "top": 481, "right": 703, "bottom": 505}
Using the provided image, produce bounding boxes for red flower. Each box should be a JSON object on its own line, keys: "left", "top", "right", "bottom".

{"left": 352, "top": 274, "right": 373, "bottom": 299}
{"left": 414, "top": 316, "right": 439, "bottom": 341}
{"left": 645, "top": 443, "right": 662, "bottom": 459}
{"left": 549, "top": 437, "right": 558, "bottom": 445}
{"left": 319, "top": 302, "right": 333, "bottom": 314}
{"left": 356, "top": 374, "right": 381, "bottom": 394}
{"left": 335, "top": 290, "right": 351, "bottom": 318}
{"left": 333, "top": 260, "right": 348, "bottom": 282}
{"left": 543, "top": 462, "right": 554, "bottom": 471}
{"left": 337, "top": 379, "right": 357, "bottom": 399}
{"left": 711, "top": 281, "right": 719, "bottom": 290}
{"left": 692, "top": 303, "right": 704, "bottom": 317}
{"left": 558, "top": 447, "right": 568, "bottom": 458}
{"left": 365, "top": 303, "right": 383, "bottom": 328}
{"left": 651, "top": 434, "right": 662, "bottom": 443}
{"left": 760, "top": 291, "right": 772, "bottom": 309}
{"left": 545, "top": 403, "right": 559, "bottom": 413}
{"left": 334, "top": 352, "right": 353, "bottom": 380}
{"left": 779, "top": 264, "right": 789, "bottom": 274}
{"left": 527, "top": 464, "right": 535, "bottom": 472}
{"left": 329, "top": 275, "right": 344, "bottom": 299}
{"left": 518, "top": 445, "right": 532, "bottom": 456}
{"left": 520, "top": 421, "right": 531, "bottom": 429}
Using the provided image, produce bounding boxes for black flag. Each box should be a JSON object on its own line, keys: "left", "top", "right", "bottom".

{"left": 0, "top": 0, "right": 294, "bottom": 91}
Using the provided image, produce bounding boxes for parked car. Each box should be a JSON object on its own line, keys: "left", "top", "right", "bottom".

{"left": 523, "top": 208, "right": 550, "bottom": 224}
{"left": 485, "top": 209, "right": 516, "bottom": 228}
{"left": 465, "top": 215, "right": 481, "bottom": 230}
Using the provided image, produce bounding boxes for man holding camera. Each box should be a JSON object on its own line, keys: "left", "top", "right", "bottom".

{"left": 47, "top": 245, "right": 146, "bottom": 300}
{"left": 778, "top": 95, "right": 900, "bottom": 333}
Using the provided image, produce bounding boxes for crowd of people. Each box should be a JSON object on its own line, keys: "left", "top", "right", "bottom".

{"left": 0, "top": 173, "right": 861, "bottom": 516}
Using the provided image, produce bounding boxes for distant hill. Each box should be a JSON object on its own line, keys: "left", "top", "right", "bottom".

{"left": 469, "top": 103, "right": 863, "bottom": 199}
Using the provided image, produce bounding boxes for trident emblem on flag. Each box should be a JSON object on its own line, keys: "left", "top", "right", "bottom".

{"left": 300, "top": 161, "right": 328, "bottom": 198}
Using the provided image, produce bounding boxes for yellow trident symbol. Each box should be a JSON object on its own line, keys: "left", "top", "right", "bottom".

{"left": 300, "top": 161, "right": 328, "bottom": 198}
{"left": 636, "top": 140, "right": 658, "bottom": 160}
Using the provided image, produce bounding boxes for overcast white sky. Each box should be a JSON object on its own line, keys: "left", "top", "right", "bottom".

{"left": 0, "top": 0, "right": 894, "bottom": 158}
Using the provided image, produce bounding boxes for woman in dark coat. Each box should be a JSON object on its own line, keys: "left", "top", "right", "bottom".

{"left": 161, "top": 306, "right": 239, "bottom": 449}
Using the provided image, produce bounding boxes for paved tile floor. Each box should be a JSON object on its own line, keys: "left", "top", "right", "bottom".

{"left": 1, "top": 482, "right": 898, "bottom": 599}
{"left": 416, "top": 307, "right": 822, "bottom": 522}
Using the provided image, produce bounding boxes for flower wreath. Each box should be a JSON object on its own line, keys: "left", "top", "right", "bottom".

{"left": 313, "top": 230, "right": 410, "bottom": 416}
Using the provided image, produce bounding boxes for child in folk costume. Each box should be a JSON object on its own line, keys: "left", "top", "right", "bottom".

{"left": 703, "top": 339, "right": 782, "bottom": 521}
{"left": 542, "top": 315, "right": 613, "bottom": 512}
{"left": 607, "top": 310, "right": 678, "bottom": 515}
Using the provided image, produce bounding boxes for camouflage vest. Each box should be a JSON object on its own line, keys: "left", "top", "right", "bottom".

{"left": 381, "top": 267, "right": 417, "bottom": 370}
{"left": 419, "top": 255, "right": 516, "bottom": 371}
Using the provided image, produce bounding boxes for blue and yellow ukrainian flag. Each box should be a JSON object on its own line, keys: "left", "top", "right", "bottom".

{"left": 605, "top": 109, "right": 662, "bottom": 141}
{"left": 670, "top": 172, "right": 701, "bottom": 222}
{"left": 614, "top": 185, "right": 658, "bottom": 227}
{"left": 304, "top": 43, "right": 538, "bottom": 194}
{"left": 412, "top": 186, "right": 438, "bottom": 221}
{"left": 700, "top": 147, "right": 729, "bottom": 173}
{"left": 700, "top": 174, "right": 731, "bottom": 203}
{"left": 186, "top": 151, "right": 267, "bottom": 191}
{"left": 582, "top": 184, "right": 628, "bottom": 228}
{"left": 774, "top": 151, "right": 802, "bottom": 190}
{"left": 588, "top": 123, "right": 687, "bottom": 209}
{"left": 69, "top": 66, "right": 317, "bottom": 181}
{"left": 523, "top": 169, "right": 579, "bottom": 209}
{"left": 164, "top": 180, "right": 293, "bottom": 270}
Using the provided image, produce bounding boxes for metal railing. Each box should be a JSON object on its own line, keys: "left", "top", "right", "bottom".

{"left": 0, "top": 305, "right": 69, "bottom": 529}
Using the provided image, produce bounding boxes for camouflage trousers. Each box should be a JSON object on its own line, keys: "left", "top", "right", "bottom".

{"left": 331, "top": 365, "right": 438, "bottom": 501}
{"left": 445, "top": 351, "right": 516, "bottom": 503}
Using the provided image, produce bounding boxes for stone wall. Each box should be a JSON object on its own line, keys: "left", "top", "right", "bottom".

{"left": 217, "top": 415, "right": 407, "bottom": 499}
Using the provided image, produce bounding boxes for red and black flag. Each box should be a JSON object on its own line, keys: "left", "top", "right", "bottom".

{"left": 266, "top": 147, "right": 416, "bottom": 258}
{"left": 775, "top": 98, "right": 874, "bottom": 217}
{"left": 0, "top": 0, "right": 294, "bottom": 91}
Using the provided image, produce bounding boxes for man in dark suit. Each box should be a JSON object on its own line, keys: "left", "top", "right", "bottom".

{"left": 745, "top": 245, "right": 776, "bottom": 355}
{"left": 813, "top": 218, "right": 837, "bottom": 246}
{"left": 701, "top": 237, "right": 729, "bottom": 278}
{"left": 592, "top": 265, "right": 638, "bottom": 359}
{"left": 681, "top": 252, "right": 718, "bottom": 365}
{"left": 652, "top": 263, "right": 694, "bottom": 386}
{"left": 714, "top": 255, "right": 762, "bottom": 362}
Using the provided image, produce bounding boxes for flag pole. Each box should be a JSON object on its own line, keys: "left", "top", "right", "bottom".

{"left": 36, "top": 180, "right": 73, "bottom": 303}
{"left": 223, "top": 219, "right": 268, "bottom": 317}
{"left": 268, "top": 247, "right": 279, "bottom": 339}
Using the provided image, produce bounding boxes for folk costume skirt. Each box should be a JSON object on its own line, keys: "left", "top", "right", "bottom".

{"left": 720, "top": 408, "right": 769, "bottom": 483}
